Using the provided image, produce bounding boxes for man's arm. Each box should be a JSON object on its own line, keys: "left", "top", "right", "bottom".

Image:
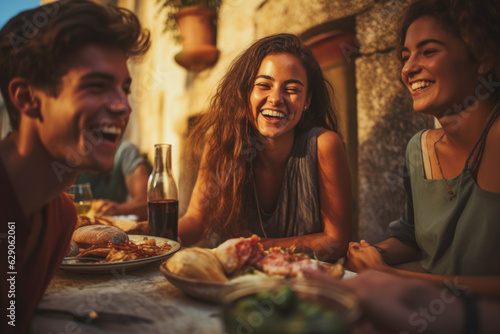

{"left": 94, "top": 163, "right": 149, "bottom": 220}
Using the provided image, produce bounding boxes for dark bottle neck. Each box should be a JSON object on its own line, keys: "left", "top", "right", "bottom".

{"left": 153, "top": 145, "right": 172, "bottom": 173}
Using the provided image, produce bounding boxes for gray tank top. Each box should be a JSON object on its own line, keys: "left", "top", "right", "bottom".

{"left": 247, "top": 127, "right": 323, "bottom": 238}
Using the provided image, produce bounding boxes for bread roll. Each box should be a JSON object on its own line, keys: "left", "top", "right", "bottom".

{"left": 78, "top": 245, "right": 112, "bottom": 258}
{"left": 166, "top": 247, "right": 228, "bottom": 282}
{"left": 72, "top": 225, "right": 128, "bottom": 248}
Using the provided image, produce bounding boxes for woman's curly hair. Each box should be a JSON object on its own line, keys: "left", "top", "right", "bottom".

{"left": 396, "top": 0, "right": 500, "bottom": 89}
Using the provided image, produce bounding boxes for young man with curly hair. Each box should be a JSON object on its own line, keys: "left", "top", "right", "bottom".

{"left": 0, "top": 1, "right": 150, "bottom": 332}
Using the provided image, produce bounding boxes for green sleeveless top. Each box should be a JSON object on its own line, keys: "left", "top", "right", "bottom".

{"left": 390, "top": 105, "right": 500, "bottom": 275}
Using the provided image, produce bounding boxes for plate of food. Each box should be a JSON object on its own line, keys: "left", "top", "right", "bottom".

{"left": 160, "top": 235, "right": 345, "bottom": 302}
{"left": 62, "top": 230, "right": 181, "bottom": 274}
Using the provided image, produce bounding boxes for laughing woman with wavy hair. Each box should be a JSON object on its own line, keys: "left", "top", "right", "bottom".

{"left": 178, "top": 33, "right": 352, "bottom": 261}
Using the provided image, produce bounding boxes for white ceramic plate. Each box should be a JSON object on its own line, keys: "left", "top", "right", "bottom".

{"left": 60, "top": 235, "right": 181, "bottom": 274}
{"left": 102, "top": 215, "right": 138, "bottom": 232}
{"left": 110, "top": 214, "right": 138, "bottom": 221}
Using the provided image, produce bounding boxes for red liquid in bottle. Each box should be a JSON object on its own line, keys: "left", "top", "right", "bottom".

{"left": 148, "top": 199, "right": 178, "bottom": 240}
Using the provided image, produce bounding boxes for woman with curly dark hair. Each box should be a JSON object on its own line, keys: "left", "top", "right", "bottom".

{"left": 347, "top": 0, "right": 500, "bottom": 298}
{"left": 179, "top": 33, "right": 352, "bottom": 261}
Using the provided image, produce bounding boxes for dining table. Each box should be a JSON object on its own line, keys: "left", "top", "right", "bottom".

{"left": 30, "top": 259, "right": 225, "bottom": 334}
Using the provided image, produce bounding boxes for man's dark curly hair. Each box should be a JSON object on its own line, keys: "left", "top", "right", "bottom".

{"left": 0, "top": 0, "right": 151, "bottom": 130}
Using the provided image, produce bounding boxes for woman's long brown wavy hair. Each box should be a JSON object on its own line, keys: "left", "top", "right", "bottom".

{"left": 188, "top": 33, "right": 338, "bottom": 241}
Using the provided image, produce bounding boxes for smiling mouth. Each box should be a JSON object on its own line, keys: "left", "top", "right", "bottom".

{"left": 90, "top": 124, "right": 122, "bottom": 143}
{"left": 261, "top": 109, "right": 286, "bottom": 120}
{"left": 411, "top": 81, "right": 434, "bottom": 91}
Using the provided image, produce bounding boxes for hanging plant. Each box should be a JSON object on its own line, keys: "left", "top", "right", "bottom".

{"left": 157, "top": 0, "right": 221, "bottom": 43}
{"left": 157, "top": 0, "right": 221, "bottom": 70}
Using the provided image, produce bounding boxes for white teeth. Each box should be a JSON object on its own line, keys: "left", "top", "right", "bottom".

{"left": 261, "top": 109, "right": 285, "bottom": 119}
{"left": 95, "top": 125, "right": 122, "bottom": 135}
{"left": 411, "top": 81, "right": 433, "bottom": 91}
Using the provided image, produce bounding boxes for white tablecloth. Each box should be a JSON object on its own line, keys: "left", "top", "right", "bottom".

{"left": 30, "top": 261, "right": 224, "bottom": 334}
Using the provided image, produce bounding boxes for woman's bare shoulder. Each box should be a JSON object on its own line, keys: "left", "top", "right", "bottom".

{"left": 317, "top": 129, "right": 343, "bottom": 150}
{"left": 316, "top": 130, "right": 348, "bottom": 165}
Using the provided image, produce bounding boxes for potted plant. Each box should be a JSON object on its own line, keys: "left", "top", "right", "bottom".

{"left": 158, "top": 0, "right": 221, "bottom": 71}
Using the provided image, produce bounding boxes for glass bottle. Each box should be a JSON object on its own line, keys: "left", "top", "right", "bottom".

{"left": 147, "top": 144, "right": 178, "bottom": 240}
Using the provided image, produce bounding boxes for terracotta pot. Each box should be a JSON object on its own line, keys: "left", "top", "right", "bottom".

{"left": 174, "top": 6, "right": 219, "bottom": 71}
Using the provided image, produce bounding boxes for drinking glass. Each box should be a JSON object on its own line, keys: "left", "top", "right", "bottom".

{"left": 66, "top": 183, "right": 93, "bottom": 215}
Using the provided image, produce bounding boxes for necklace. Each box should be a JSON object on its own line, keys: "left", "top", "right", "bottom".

{"left": 433, "top": 132, "right": 455, "bottom": 197}
{"left": 252, "top": 174, "right": 268, "bottom": 238}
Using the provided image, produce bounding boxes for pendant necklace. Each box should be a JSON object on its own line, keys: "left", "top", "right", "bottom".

{"left": 252, "top": 173, "right": 268, "bottom": 238}
{"left": 433, "top": 132, "right": 455, "bottom": 197}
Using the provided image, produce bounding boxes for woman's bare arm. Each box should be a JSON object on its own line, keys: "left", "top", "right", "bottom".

{"left": 178, "top": 168, "right": 207, "bottom": 246}
{"left": 348, "top": 239, "right": 500, "bottom": 298}
{"left": 375, "top": 237, "right": 422, "bottom": 265}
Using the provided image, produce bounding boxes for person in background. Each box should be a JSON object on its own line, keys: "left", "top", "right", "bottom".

{"left": 179, "top": 33, "right": 352, "bottom": 261}
{"left": 76, "top": 139, "right": 148, "bottom": 220}
{"left": 346, "top": 0, "right": 500, "bottom": 298}
{"left": 0, "top": 1, "right": 150, "bottom": 332}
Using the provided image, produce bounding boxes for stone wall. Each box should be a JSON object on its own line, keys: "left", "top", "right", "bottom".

{"left": 353, "top": 0, "right": 434, "bottom": 242}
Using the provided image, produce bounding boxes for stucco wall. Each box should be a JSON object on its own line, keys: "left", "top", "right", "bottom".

{"left": 120, "top": 0, "right": 265, "bottom": 214}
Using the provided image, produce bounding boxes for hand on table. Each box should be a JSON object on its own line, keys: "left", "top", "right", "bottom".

{"left": 92, "top": 199, "right": 121, "bottom": 216}
{"left": 128, "top": 221, "right": 149, "bottom": 235}
{"left": 346, "top": 240, "right": 389, "bottom": 272}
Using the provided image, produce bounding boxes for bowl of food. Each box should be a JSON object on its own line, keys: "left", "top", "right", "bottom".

{"left": 159, "top": 235, "right": 345, "bottom": 302}
{"left": 221, "top": 279, "right": 360, "bottom": 334}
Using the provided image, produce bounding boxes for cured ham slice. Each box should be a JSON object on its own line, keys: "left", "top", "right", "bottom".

{"left": 252, "top": 247, "right": 321, "bottom": 278}
{"left": 212, "top": 234, "right": 264, "bottom": 275}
